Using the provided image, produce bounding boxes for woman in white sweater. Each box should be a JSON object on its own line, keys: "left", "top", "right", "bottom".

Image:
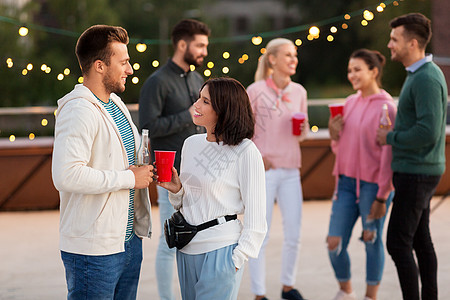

{"left": 159, "top": 77, "right": 267, "bottom": 300}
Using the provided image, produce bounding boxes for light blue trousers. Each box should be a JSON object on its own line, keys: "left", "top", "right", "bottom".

{"left": 155, "top": 186, "right": 177, "bottom": 300}
{"left": 176, "top": 244, "right": 243, "bottom": 300}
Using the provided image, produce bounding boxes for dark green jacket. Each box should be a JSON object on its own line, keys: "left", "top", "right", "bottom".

{"left": 387, "top": 61, "right": 448, "bottom": 175}
{"left": 139, "top": 59, "right": 204, "bottom": 170}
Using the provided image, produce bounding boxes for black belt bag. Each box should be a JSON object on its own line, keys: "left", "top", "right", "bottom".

{"left": 164, "top": 211, "right": 237, "bottom": 250}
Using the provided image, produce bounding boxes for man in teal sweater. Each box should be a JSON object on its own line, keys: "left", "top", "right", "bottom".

{"left": 377, "top": 13, "right": 448, "bottom": 300}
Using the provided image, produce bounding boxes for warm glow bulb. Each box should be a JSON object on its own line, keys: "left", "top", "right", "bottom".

{"left": 136, "top": 43, "right": 147, "bottom": 53}
{"left": 361, "top": 20, "right": 368, "bottom": 26}
{"left": 393, "top": 1, "right": 399, "bottom": 6}
{"left": 203, "top": 69, "right": 211, "bottom": 77}
{"left": 132, "top": 77, "right": 139, "bottom": 84}
{"left": 307, "top": 34, "right": 314, "bottom": 41}
{"left": 251, "top": 36, "right": 262, "bottom": 45}
{"left": 222, "top": 52, "right": 230, "bottom": 59}
{"left": 342, "top": 23, "right": 349, "bottom": 30}
{"left": 260, "top": 48, "right": 266, "bottom": 54}
{"left": 311, "top": 125, "right": 319, "bottom": 133}
{"left": 41, "top": 64, "right": 47, "bottom": 71}
{"left": 57, "top": 73, "right": 64, "bottom": 81}
{"left": 377, "top": 5, "right": 384, "bottom": 12}
{"left": 9, "top": 135, "right": 15, "bottom": 142}
{"left": 64, "top": 68, "right": 70, "bottom": 75}
{"left": 327, "top": 35, "right": 334, "bottom": 42}
{"left": 207, "top": 62, "right": 214, "bottom": 69}
{"left": 27, "top": 63, "right": 33, "bottom": 71}
{"left": 6, "top": 58, "right": 12, "bottom": 64}
{"left": 222, "top": 67, "right": 229, "bottom": 74}
{"left": 190, "top": 65, "right": 195, "bottom": 71}
{"left": 78, "top": 76, "right": 84, "bottom": 83}
{"left": 18, "top": 26, "right": 29, "bottom": 37}
{"left": 41, "top": 119, "right": 48, "bottom": 126}
{"left": 238, "top": 58, "right": 245, "bottom": 64}
{"left": 344, "top": 14, "right": 351, "bottom": 20}
{"left": 22, "top": 69, "right": 28, "bottom": 76}
{"left": 363, "top": 10, "right": 374, "bottom": 21}
{"left": 309, "top": 26, "right": 320, "bottom": 37}
{"left": 295, "top": 39, "right": 302, "bottom": 46}
{"left": 242, "top": 54, "right": 249, "bottom": 61}
{"left": 330, "top": 26, "right": 338, "bottom": 33}
{"left": 45, "top": 67, "right": 51, "bottom": 73}
{"left": 133, "top": 63, "right": 140, "bottom": 70}
{"left": 380, "top": 3, "right": 386, "bottom": 8}
{"left": 152, "top": 60, "right": 159, "bottom": 68}
{"left": 29, "top": 133, "right": 35, "bottom": 140}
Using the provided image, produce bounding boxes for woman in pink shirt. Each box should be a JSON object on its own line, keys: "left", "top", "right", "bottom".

{"left": 247, "top": 38, "right": 308, "bottom": 300}
{"left": 327, "top": 49, "right": 397, "bottom": 300}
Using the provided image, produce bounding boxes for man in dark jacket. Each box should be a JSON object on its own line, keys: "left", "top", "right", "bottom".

{"left": 139, "top": 19, "right": 210, "bottom": 300}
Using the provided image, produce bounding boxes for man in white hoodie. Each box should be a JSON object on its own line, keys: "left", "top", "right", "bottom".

{"left": 52, "top": 25, "right": 154, "bottom": 299}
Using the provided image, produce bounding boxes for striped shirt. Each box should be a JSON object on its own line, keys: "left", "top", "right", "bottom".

{"left": 98, "top": 98, "right": 135, "bottom": 241}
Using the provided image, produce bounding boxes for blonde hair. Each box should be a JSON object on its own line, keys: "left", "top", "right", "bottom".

{"left": 254, "top": 38, "right": 295, "bottom": 82}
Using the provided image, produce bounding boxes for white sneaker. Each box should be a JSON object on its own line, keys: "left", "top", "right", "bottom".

{"left": 332, "top": 290, "right": 357, "bottom": 300}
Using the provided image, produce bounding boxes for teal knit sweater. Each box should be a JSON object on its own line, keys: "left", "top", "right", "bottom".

{"left": 386, "top": 61, "right": 448, "bottom": 175}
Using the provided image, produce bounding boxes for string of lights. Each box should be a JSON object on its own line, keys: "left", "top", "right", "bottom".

{"left": 2, "top": 0, "right": 403, "bottom": 142}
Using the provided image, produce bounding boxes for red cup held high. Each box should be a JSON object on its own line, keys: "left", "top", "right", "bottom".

{"left": 328, "top": 103, "right": 344, "bottom": 118}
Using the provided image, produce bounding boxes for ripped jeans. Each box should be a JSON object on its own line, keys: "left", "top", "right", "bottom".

{"left": 328, "top": 175, "right": 393, "bottom": 285}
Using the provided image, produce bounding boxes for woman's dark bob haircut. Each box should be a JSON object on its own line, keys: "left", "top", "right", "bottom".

{"left": 201, "top": 77, "right": 255, "bottom": 145}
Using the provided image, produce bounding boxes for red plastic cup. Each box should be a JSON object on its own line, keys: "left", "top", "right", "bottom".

{"left": 292, "top": 112, "right": 306, "bottom": 136}
{"left": 328, "top": 103, "right": 344, "bottom": 118}
{"left": 154, "top": 150, "right": 176, "bottom": 182}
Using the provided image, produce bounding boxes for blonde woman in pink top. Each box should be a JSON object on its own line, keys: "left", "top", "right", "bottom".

{"left": 327, "top": 49, "right": 397, "bottom": 300}
{"left": 247, "top": 38, "right": 308, "bottom": 300}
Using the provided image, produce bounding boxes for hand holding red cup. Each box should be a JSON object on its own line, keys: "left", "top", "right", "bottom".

{"left": 328, "top": 103, "right": 344, "bottom": 118}
{"left": 292, "top": 112, "right": 306, "bottom": 136}
{"left": 154, "top": 150, "right": 176, "bottom": 182}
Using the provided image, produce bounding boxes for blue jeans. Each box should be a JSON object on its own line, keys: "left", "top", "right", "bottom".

{"left": 176, "top": 244, "right": 243, "bottom": 300}
{"left": 328, "top": 175, "right": 392, "bottom": 285}
{"left": 61, "top": 234, "right": 142, "bottom": 300}
{"left": 387, "top": 172, "right": 441, "bottom": 300}
{"left": 155, "top": 186, "right": 177, "bottom": 300}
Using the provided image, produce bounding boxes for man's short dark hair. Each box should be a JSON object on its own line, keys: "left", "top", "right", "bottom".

{"left": 75, "top": 25, "right": 129, "bottom": 75}
{"left": 390, "top": 13, "right": 432, "bottom": 49}
{"left": 201, "top": 77, "right": 255, "bottom": 146}
{"left": 171, "top": 19, "right": 210, "bottom": 47}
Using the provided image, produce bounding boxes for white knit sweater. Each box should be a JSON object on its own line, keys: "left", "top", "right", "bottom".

{"left": 169, "top": 134, "right": 267, "bottom": 269}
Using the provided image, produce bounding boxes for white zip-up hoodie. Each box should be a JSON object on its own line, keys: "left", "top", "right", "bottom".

{"left": 52, "top": 84, "right": 152, "bottom": 255}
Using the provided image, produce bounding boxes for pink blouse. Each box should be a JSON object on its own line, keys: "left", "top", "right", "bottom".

{"left": 247, "top": 79, "right": 308, "bottom": 169}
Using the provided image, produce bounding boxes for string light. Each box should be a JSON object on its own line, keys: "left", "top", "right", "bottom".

{"left": 251, "top": 36, "right": 262, "bottom": 45}
{"left": 342, "top": 23, "right": 349, "bottom": 30}
{"left": 238, "top": 58, "right": 245, "bottom": 64}
{"left": 344, "top": 14, "right": 351, "bottom": 20}
{"left": 22, "top": 69, "right": 28, "bottom": 76}
{"left": 330, "top": 26, "right": 338, "bottom": 33}
{"left": 222, "top": 52, "right": 230, "bottom": 59}
{"left": 361, "top": 20, "right": 369, "bottom": 26}
{"left": 377, "top": 5, "right": 384, "bottom": 12}
{"left": 136, "top": 43, "right": 147, "bottom": 53}
{"left": 327, "top": 35, "right": 334, "bottom": 42}
{"left": 309, "top": 26, "right": 320, "bottom": 39}
{"left": 222, "top": 67, "right": 229, "bottom": 74}
{"left": 132, "top": 77, "right": 139, "bottom": 84}
{"left": 260, "top": 48, "right": 266, "bottom": 54}
{"left": 7, "top": 58, "right": 13, "bottom": 68}
{"left": 242, "top": 54, "right": 249, "bottom": 61}
{"left": 133, "top": 63, "right": 140, "bottom": 70}
{"left": 190, "top": 65, "right": 195, "bottom": 71}
{"left": 207, "top": 62, "right": 214, "bottom": 68}
{"left": 9, "top": 135, "right": 15, "bottom": 142}
{"left": 40, "top": 64, "right": 47, "bottom": 71}
{"left": 57, "top": 73, "right": 64, "bottom": 80}
{"left": 45, "top": 67, "right": 51, "bottom": 73}
{"left": 363, "top": 10, "right": 374, "bottom": 21}
{"left": 203, "top": 69, "right": 211, "bottom": 77}
{"left": 295, "top": 39, "right": 302, "bottom": 46}
{"left": 18, "top": 26, "right": 28, "bottom": 36}
{"left": 152, "top": 60, "right": 159, "bottom": 68}
{"left": 63, "top": 68, "right": 70, "bottom": 75}
{"left": 41, "top": 119, "right": 48, "bottom": 126}
{"left": 29, "top": 133, "right": 35, "bottom": 140}
{"left": 78, "top": 76, "right": 83, "bottom": 83}
{"left": 27, "top": 63, "right": 33, "bottom": 71}
{"left": 311, "top": 125, "right": 319, "bottom": 133}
